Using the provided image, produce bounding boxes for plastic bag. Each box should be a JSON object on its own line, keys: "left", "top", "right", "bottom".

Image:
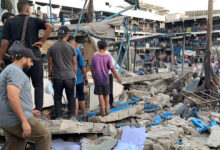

{"left": 45, "top": 80, "right": 54, "bottom": 96}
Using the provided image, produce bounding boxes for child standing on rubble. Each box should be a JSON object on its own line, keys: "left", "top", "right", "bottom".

{"left": 90, "top": 41, "right": 121, "bottom": 116}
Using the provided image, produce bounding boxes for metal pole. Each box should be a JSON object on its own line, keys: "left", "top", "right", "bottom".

{"left": 126, "top": 31, "right": 130, "bottom": 71}
{"left": 170, "top": 38, "right": 174, "bottom": 72}
{"left": 114, "top": 27, "right": 127, "bottom": 67}
{"left": 182, "top": 35, "right": 185, "bottom": 74}
{"left": 119, "top": 31, "right": 132, "bottom": 75}
{"left": 74, "top": 0, "right": 88, "bottom": 38}
{"left": 100, "top": 5, "right": 135, "bottom": 22}
{"left": 49, "top": 0, "right": 52, "bottom": 24}
{"left": 133, "top": 41, "right": 137, "bottom": 72}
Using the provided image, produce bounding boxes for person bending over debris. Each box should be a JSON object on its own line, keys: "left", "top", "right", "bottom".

{"left": 0, "top": 48, "right": 51, "bottom": 150}
{"left": 90, "top": 40, "right": 121, "bottom": 116}
{"left": 48, "top": 26, "right": 77, "bottom": 120}
{"left": 68, "top": 36, "right": 88, "bottom": 120}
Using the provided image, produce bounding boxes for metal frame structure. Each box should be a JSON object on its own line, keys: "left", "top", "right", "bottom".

{"left": 73, "top": 0, "right": 88, "bottom": 38}
{"left": 182, "top": 90, "right": 220, "bottom": 107}
{"left": 114, "top": 19, "right": 136, "bottom": 76}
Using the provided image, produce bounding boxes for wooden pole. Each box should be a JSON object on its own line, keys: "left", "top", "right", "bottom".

{"left": 204, "top": 0, "right": 214, "bottom": 90}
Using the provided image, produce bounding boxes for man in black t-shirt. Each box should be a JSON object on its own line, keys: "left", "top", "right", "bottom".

{"left": 0, "top": 1, "right": 53, "bottom": 112}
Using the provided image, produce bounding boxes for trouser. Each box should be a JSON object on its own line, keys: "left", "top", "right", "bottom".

{"left": 28, "top": 59, "right": 44, "bottom": 111}
{"left": 53, "top": 78, "right": 75, "bottom": 118}
{"left": 2, "top": 117, "right": 51, "bottom": 150}
{"left": 109, "top": 74, "right": 114, "bottom": 106}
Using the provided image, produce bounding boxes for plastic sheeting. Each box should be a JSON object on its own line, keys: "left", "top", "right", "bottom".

{"left": 80, "top": 16, "right": 125, "bottom": 39}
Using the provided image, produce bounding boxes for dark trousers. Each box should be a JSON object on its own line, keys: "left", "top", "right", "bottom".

{"left": 109, "top": 74, "right": 114, "bottom": 106}
{"left": 52, "top": 78, "right": 75, "bottom": 118}
{"left": 28, "top": 59, "right": 44, "bottom": 111}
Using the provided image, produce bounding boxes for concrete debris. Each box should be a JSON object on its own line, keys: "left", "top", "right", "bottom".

{"left": 167, "top": 70, "right": 194, "bottom": 91}
{"left": 207, "top": 126, "right": 220, "bottom": 148}
{"left": 40, "top": 120, "right": 116, "bottom": 136}
{"left": 121, "top": 72, "right": 175, "bottom": 85}
{"left": 145, "top": 124, "right": 179, "bottom": 150}
{"left": 1, "top": 64, "right": 219, "bottom": 149}
{"left": 210, "top": 112, "right": 220, "bottom": 122}
{"left": 150, "top": 93, "right": 171, "bottom": 108}
{"left": 167, "top": 117, "right": 188, "bottom": 127}
{"left": 127, "top": 90, "right": 151, "bottom": 100}
{"left": 81, "top": 136, "right": 118, "bottom": 150}
{"left": 198, "top": 111, "right": 211, "bottom": 125}
{"left": 172, "top": 137, "right": 210, "bottom": 150}
{"left": 148, "top": 79, "right": 168, "bottom": 93}
{"left": 88, "top": 105, "right": 144, "bottom": 123}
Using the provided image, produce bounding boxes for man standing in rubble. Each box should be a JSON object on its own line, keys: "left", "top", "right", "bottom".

{"left": 48, "top": 26, "right": 77, "bottom": 120}
{"left": 0, "top": 1, "right": 53, "bottom": 113}
{"left": 68, "top": 36, "right": 88, "bottom": 120}
{"left": 0, "top": 48, "right": 51, "bottom": 150}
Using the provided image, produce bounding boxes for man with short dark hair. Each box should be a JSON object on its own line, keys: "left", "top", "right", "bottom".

{"left": 48, "top": 26, "right": 77, "bottom": 120}
{"left": 0, "top": 12, "right": 15, "bottom": 69}
{"left": 1, "top": 12, "right": 15, "bottom": 25}
{"left": 0, "top": 48, "right": 51, "bottom": 150}
{"left": 0, "top": 0, "right": 53, "bottom": 112}
{"left": 36, "top": 6, "right": 43, "bottom": 19}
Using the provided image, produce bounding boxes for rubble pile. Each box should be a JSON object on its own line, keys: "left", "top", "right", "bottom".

{"left": 1, "top": 70, "right": 220, "bottom": 150}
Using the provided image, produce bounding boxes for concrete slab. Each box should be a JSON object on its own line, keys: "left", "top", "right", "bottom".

{"left": 88, "top": 105, "right": 144, "bottom": 123}
{"left": 40, "top": 120, "right": 117, "bottom": 136}
{"left": 207, "top": 126, "right": 220, "bottom": 148}
{"left": 81, "top": 136, "right": 117, "bottom": 150}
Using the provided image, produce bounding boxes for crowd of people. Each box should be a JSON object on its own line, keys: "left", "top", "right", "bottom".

{"left": 0, "top": 1, "right": 121, "bottom": 150}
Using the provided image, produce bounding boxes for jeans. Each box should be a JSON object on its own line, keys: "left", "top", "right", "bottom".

{"left": 2, "top": 117, "right": 51, "bottom": 150}
{"left": 53, "top": 78, "right": 75, "bottom": 118}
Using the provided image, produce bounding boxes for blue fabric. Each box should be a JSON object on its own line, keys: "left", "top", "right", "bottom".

{"left": 75, "top": 48, "right": 86, "bottom": 85}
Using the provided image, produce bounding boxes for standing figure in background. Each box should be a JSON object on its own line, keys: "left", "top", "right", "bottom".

{"left": 68, "top": 36, "right": 88, "bottom": 120}
{"left": 36, "top": 6, "right": 43, "bottom": 19}
{"left": 90, "top": 41, "right": 121, "bottom": 116}
{"left": 47, "top": 26, "right": 77, "bottom": 120}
